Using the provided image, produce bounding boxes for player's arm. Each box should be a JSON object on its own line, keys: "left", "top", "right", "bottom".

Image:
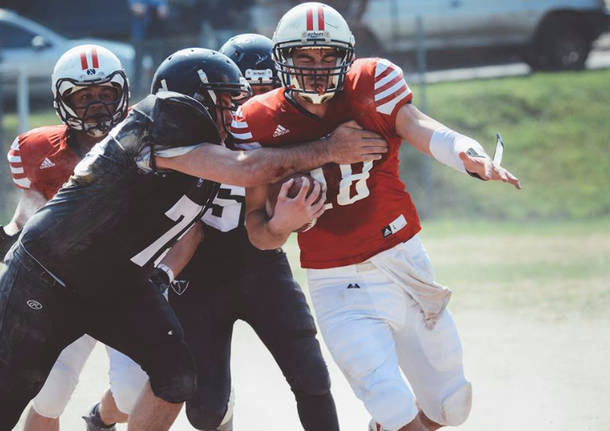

{"left": 1, "top": 188, "right": 47, "bottom": 258}
{"left": 245, "top": 179, "right": 325, "bottom": 250}
{"left": 146, "top": 222, "right": 204, "bottom": 294}
{"left": 395, "top": 104, "right": 521, "bottom": 189}
{"left": 156, "top": 120, "right": 388, "bottom": 187}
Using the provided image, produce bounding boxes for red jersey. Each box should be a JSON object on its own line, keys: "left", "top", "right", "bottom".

{"left": 232, "top": 58, "right": 421, "bottom": 269}
{"left": 7, "top": 125, "right": 81, "bottom": 200}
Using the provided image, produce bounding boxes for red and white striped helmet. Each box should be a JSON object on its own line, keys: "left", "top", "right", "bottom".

{"left": 272, "top": 2, "right": 355, "bottom": 104}
{"left": 51, "top": 44, "right": 129, "bottom": 137}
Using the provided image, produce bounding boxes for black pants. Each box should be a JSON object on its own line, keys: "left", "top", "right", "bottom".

{"left": 170, "top": 249, "right": 339, "bottom": 431}
{"left": 0, "top": 245, "right": 196, "bottom": 430}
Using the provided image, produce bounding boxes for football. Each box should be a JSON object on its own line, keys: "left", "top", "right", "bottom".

{"left": 266, "top": 173, "right": 323, "bottom": 232}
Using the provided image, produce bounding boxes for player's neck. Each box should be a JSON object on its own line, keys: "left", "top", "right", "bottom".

{"left": 293, "top": 92, "right": 329, "bottom": 118}
{"left": 70, "top": 130, "right": 104, "bottom": 157}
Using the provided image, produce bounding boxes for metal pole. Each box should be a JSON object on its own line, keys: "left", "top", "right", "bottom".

{"left": 0, "top": 49, "right": 4, "bottom": 151}
{"left": 17, "top": 64, "right": 30, "bottom": 134}
{"left": 415, "top": 15, "right": 431, "bottom": 218}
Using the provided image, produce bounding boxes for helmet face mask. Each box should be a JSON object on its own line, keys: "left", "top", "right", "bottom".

{"left": 276, "top": 46, "right": 352, "bottom": 104}
{"left": 272, "top": 2, "right": 355, "bottom": 104}
{"left": 52, "top": 45, "right": 129, "bottom": 137}
{"left": 55, "top": 72, "right": 128, "bottom": 137}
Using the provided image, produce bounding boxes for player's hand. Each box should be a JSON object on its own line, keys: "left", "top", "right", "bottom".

{"left": 327, "top": 121, "right": 388, "bottom": 164}
{"left": 268, "top": 178, "right": 326, "bottom": 234}
{"left": 146, "top": 267, "right": 171, "bottom": 295}
{"left": 459, "top": 152, "right": 522, "bottom": 190}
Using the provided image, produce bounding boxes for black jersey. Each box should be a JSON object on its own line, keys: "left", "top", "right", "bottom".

{"left": 20, "top": 92, "right": 221, "bottom": 297}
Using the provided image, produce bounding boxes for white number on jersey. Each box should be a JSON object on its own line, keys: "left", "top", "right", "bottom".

{"left": 201, "top": 185, "right": 245, "bottom": 232}
{"left": 311, "top": 161, "right": 374, "bottom": 209}
{"left": 130, "top": 195, "right": 202, "bottom": 267}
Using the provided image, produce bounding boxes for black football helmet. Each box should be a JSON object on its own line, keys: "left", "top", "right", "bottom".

{"left": 151, "top": 48, "right": 251, "bottom": 135}
{"left": 219, "top": 34, "right": 281, "bottom": 96}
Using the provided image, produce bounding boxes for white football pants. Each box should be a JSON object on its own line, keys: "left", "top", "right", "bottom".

{"left": 307, "top": 235, "right": 471, "bottom": 430}
{"left": 32, "top": 335, "right": 148, "bottom": 418}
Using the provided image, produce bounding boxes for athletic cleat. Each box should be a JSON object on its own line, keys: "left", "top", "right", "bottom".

{"left": 82, "top": 403, "right": 117, "bottom": 431}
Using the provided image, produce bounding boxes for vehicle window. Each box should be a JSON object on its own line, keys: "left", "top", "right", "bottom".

{"left": 0, "top": 22, "right": 37, "bottom": 48}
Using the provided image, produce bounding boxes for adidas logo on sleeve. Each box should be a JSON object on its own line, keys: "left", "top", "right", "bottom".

{"left": 39, "top": 158, "right": 56, "bottom": 169}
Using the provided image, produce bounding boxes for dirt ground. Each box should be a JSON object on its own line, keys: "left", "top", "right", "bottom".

{"left": 11, "top": 222, "right": 610, "bottom": 430}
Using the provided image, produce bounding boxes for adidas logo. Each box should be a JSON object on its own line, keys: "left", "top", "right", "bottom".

{"left": 39, "top": 158, "right": 55, "bottom": 169}
{"left": 347, "top": 283, "right": 360, "bottom": 289}
{"left": 272, "top": 124, "right": 290, "bottom": 137}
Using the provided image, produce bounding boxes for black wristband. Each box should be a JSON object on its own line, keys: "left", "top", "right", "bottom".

{"left": 0, "top": 226, "right": 19, "bottom": 260}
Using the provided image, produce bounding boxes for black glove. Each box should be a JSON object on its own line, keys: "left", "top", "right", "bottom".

{"left": 146, "top": 267, "right": 171, "bottom": 295}
{"left": 0, "top": 226, "right": 19, "bottom": 261}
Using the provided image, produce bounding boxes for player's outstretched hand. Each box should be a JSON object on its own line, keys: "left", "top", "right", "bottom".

{"left": 268, "top": 178, "right": 326, "bottom": 234}
{"left": 459, "top": 151, "right": 522, "bottom": 190}
{"left": 327, "top": 120, "right": 388, "bottom": 164}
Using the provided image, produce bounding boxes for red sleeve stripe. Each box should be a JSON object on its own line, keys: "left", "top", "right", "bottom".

{"left": 375, "top": 74, "right": 404, "bottom": 96}
{"left": 10, "top": 137, "right": 20, "bottom": 150}
{"left": 12, "top": 177, "right": 31, "bottom": 188}
{"left": 232, "top": 131, "right": 254, "bottom": 140}
{"left": 10, "top": 165, "right": 25, "bottom": 175}
{"left": 7, "top": 152, "right": 22, "bottom": 164}
{"left": 91, "top": 48, "right": 99, "bottom": 68}
{"left": 317, "top": 6, "right": 325, "bottom": 30}
{"left": 375, "top": 80, "right": 408, "bottom": 103}
{"left": 375, "top": 68, "right": 401, "bottom": 89}
{"left": 80, "top": 52, "right": 88, "bottom": 70}
{"left": 231, "top": 120, "right": 250, "bottom": 130}
{"left": 374, "top": 66, "right": 395, "bottom": 85}
{"left": 306, "top": 8, "right": 314, "bottom": 31}
{"left": 376, "top": 87, "right": 412, "bottom": 115}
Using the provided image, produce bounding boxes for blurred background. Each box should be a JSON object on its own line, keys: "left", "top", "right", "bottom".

{"left": 2, "top": 1, "right": 610, "bottom": 430}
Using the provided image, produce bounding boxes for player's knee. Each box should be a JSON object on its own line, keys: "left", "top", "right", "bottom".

{"left": 185, "top": 394, "right": 228, "bottom": 430}
{"left": 109, "top": 350, "right": 150, "bottom": 414}
{"left": 420, "top": 381, "right": 472, "bottom": 427}
{"left": 150, "top": 368, "right": 197, "bottom": 403}
{"left": 111, "top": 375, "right": 147, "bottom": 415}
{"left": 147, "top": 342, "right": 197, "bottom": 403}
{"left": 32, "top": 364, "right": 79, "bottom": 418}
{"left": 439, "top": 381, "right": 472, "bottom": 426}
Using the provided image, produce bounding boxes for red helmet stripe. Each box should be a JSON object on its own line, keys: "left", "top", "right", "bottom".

{"left": 80, "top": 52, "right": 88, "bottom": 70}
{"left": 91, "top": 48, "right": 99, "bottom": 68}
{"left": 317, "top": 6, "right": 325, "bottom": 31}
{"left": 306, "top": 8, "right": 314, "bottom": 31}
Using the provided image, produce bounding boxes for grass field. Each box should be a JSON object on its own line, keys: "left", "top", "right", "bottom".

{"left": 2, "top": 67, "right": 610, "bottom": 221}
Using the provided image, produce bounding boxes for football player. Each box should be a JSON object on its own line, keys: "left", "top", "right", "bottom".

{"left": 0, "top": 46, "right": 387, "bottom": 431}
{"left": 82, "top": 37, "right": 342, "bottom": 431}
{"left": 0, "top": 44, "right": 131, "bottom": 431}
{"left": 239, "top": 3, "right": 521, "bottom": 431}
{"left": 169, "top": 34, "right": 339, "bottom": 431}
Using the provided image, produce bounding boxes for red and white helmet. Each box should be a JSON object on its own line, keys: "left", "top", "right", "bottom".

{"left": 51, "top": 44, "right": 129, "bottom": 137}
{"left": 272, "top": 2, "right": 355, "bottom": 104}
